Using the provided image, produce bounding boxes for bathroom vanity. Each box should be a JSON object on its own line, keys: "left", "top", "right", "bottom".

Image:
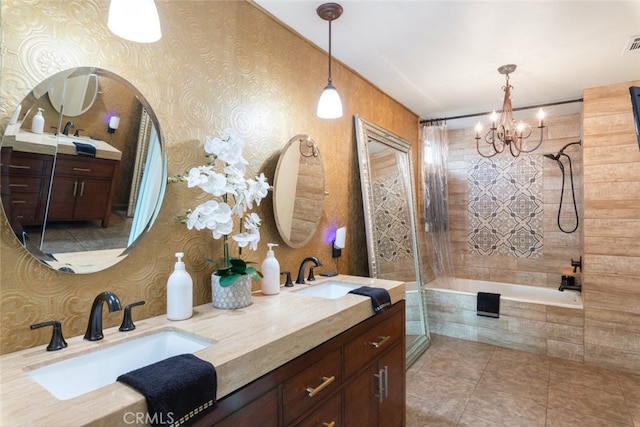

{"left": 0, "top": 275, "right": 405, "bottom": 426}
{"left": 0, "top": 127, "right": 121, "bottom": 229}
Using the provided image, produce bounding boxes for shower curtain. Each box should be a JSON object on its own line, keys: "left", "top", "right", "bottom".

{"left": 422, "top": 122, "right": 455, "bottom": 288}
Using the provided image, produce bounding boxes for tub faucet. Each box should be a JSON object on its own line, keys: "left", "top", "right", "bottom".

{"left": 559, "top": 283, "right": 582, "bottom": 292}
{"left": 62, "top": 121, "right": 74, "bottom": 136}
{"left": 296, "top": 256, "right": 322, "bottom": 284}
{"left": 84, "top": 291, "right": 122, "bottom": 341}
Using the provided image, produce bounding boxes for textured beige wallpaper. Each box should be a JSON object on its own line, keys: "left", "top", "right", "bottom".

{"left": 0, "top": 0, "right": 419, "bottom": 354}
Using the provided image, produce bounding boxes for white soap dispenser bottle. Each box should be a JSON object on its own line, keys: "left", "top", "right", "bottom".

{"left": 261, "top": 243, "right": 280, "bottom": 295}
{"left": 31, "top": 108, "right": 44, "bottom": 134}
{"left": 167, "top": 252, "right": 193, "bottom": 320}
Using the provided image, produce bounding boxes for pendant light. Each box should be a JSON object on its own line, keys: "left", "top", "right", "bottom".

{"left": 108, "top": 0, "right": 162, "bottom": 43}
{"left": 316, "top": 3, "right": 343, "bottom": 119}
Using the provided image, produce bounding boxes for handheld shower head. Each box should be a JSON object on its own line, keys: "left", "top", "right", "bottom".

{"left": 543, "top": 153, "right": 559, "bottom": 161}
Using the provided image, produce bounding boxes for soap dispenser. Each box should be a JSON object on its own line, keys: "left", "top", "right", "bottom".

{"left": 167, "top": 252, "right": 193, "bottom": 320}
{"left": 261, "top": 243, "right": 280, "bottom": 295}
{"left": 31, "top": 108, "right": 44, "bottom": 134}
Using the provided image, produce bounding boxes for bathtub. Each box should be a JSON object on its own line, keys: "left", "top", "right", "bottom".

{"left": 425, "top": 278, "right": 583, "bottom": 309}
{"left": 424, "top": 278, "right": 585, "bottom": 361}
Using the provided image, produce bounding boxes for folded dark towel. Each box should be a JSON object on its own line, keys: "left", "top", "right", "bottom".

{"left": 349, "top": 286, "right": 392, "bottom": 314}
{"left": 117, "top": 354, "right": 217, "bottom": 427}
{"left": 72, "top": 141, "right": 96, "bottom": 157}
{"left": 477, "top": 292, "right": 500, "bottom": 318}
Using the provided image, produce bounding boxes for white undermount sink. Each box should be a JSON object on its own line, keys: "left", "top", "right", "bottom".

{"left": 26, "top": 330, "right": 212, "bottom": 400}
{"left": 294, "top": 281, "right": 362, "bottom": 299}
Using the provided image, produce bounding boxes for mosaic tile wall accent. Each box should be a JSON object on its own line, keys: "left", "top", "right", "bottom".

{"left": 467, "top": 156, "right": 543, "bottom": 258}
{"left": 372, "top": 172, "right": 413, "bottom": 262}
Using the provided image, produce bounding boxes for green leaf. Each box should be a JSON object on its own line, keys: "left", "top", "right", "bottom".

{"left": 245, "top": 266, "right": 263, "bottom": 282}
{"left": 219, "top": 273, "right": 240, "bottom": 287}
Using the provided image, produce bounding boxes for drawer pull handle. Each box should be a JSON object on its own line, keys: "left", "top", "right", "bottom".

{"left": 72, "top": 167, "right": 91, "bottom": 172}
{"left": 322, "top": 422, "right": 336, "bottom": 427}
{"left": 9, "top": 165, "right": 31, "bottom": 170}
{"left": 369, "top": 335, "right": 391, "bottom": 348}
{"left": 9, "top": 184, "right": 28, "bottom": 188}
{"left": 306, "top": 375, "right": 335, "bottom": 398}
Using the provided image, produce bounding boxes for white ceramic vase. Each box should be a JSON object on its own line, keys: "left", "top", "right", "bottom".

{"left": 211, "top": 273, "right": 252, "bottom": 309}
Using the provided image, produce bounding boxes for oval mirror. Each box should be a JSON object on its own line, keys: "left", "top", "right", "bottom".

{"left": 48, "top": 71, "right": 99, "bottom": 117}
{"left": 273, "top": 134, "right": 325, "bottom": 248}
{"left": 1, "top": 67, "right": 166, "bottom": 273}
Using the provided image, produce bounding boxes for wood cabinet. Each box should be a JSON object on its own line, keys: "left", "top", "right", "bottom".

{"left": 197, "top": 300, "right": 406, "bottom": 427}
{"left": 0, "top": 148, "right": 53, "bottom": 227}
{"left": 2, "top": 150, "right": 119, "bottom": 229}
{"left": 43, "top": 154, "right": 119, "bottom": 227}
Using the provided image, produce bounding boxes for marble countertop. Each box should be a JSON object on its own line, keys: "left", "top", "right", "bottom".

{"left": 3, "top": 125, "right": 122, "bottom": 161}
{"left": 0, "top": 275, "right": 404, "bottom": 426}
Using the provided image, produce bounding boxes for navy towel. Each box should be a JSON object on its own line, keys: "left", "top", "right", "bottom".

{"left": 117, "top": 354, "right": 217, "bottom": 427}
{"left": 72, "top": 141, "right": 96, "bottom": 157}
{"left": 349, "top": 286, "right": 392, "bottom": 314}
{"left": 477, "top": 292, "right": 500, "bottom": 318}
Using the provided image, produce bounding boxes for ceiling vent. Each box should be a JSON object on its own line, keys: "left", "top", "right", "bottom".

{"left": 623, "top": 34, "right": 640, "bottom": 55}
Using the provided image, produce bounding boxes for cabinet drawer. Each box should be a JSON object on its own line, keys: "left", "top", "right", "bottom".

{"left": 6, "top": 153, "right": 51, "bottom": 177}
{"left": 7, "top": 176, "right": 44, "bottom": 194}
{"left": 295, "top": 390, "right": 342, "bottom": 427}
{"left": 12, "top": 198, "right": 39, "bottom": 223}
{"left": 344, "top": 309, "right": 403, "bottom": 378}
{"left": 283, "top": 348, "right": 342, "bottom": 425}
{"left": 55, "top": 155, "right": 117, "bottom": 179}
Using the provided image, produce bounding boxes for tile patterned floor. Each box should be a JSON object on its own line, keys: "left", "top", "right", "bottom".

{"left": 407, "top": 334, "right": 640, "bottom": 426}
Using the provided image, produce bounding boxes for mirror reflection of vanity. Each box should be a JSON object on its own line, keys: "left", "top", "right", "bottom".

{"left": 0, "top": 67, "right": 166, "bottom": 274}
{"left": 273, "top": 134, "right": 325, "bottom": 247}
{"left": 354, "top": 115, "right": 430, "bottom": 366}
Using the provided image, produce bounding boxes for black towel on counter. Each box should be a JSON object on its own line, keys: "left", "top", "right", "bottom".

{"left": 72, "top": 141, "right": 96, "bottom": 157}
{"left": 349, "top": 286, "right": 392, "bottom": 314}
{"left": 477, "top": 292, "right": 500, "bottom": 318}
{"left": 117, "top": 354, "right": 217, "bottom": 427}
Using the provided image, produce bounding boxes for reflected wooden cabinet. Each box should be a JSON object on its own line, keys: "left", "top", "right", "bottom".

{"left": 0, "top": 148, "right": 53, "bottom": 227}
{"left": 198, "top": 300, "right": 406, "bottom": 427}
{"left": 44, "top": 154, "right": 119, "bottom": 228}
{"left": 1, "top": 149, "right": 119, "bottom": 229}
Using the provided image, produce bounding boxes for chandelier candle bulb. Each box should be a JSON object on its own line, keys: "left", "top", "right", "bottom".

{"left": 490, "top": 111, "right": 497, "bottom": 128}
{"left": 475, "top": 122, "right": 482, "bottom": 139}
{"left": 538, "top": 108, "right": 545, "bottom": 127}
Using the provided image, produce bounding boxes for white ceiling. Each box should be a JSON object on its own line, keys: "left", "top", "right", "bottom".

{"left": 254, "top": 0, "right": 640, "bottom": 128}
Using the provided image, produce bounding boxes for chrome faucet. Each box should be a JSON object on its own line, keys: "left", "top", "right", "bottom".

{"left": 296, "top": 256, "right": 322, "bottom": 284}
{"left": 84, "top": 291, "right": 122, "bottom": 341}
{"left": 62, "top": 121, "right": 74, "bottom": 136}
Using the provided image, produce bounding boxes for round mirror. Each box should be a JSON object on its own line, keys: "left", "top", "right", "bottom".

{"left": 1, "top": 67, "right": 166, "bottom": 273}
{"left": 273, "top": 134, "right": 325, "bottom": 248}
{"left": 48, "top": 71, "right": 99, "bottom": 117}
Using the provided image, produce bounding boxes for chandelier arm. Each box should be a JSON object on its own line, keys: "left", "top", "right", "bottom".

{"left": 517, "top": 126, "right": 545, "bottom": 153}
{"left": 476, "top": 137, "right": 500, "bottom": 158}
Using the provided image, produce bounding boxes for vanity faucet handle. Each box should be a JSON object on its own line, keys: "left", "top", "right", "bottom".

{"left": 30, "top": 321, "right": 68, "bottom": 351}
{"left": 119, "top": 301, "right": 146, "bottom": 332}
{"left": 281, "top": 271, "right": 294, "bottom": 287}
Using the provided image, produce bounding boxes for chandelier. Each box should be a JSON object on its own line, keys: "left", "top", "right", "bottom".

{"left": 475, "top": 64, "right": 545, "bottom": 157}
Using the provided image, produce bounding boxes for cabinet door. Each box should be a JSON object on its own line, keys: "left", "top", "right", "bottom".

{"left": 343, "top": 364, "right": 377, "bottom": 427}
{"left": 47, "top": 175, "right": 77, "bottom": 220}
{"left": 72, "top": 178, "right": 112, "bottom": 221}
{"left": 377, "top": 342, "right": 404, "bottom": 427}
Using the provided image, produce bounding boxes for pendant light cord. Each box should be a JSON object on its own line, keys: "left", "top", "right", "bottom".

{"left": 327, "top": 19, "right": 333, "bottom": 85}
